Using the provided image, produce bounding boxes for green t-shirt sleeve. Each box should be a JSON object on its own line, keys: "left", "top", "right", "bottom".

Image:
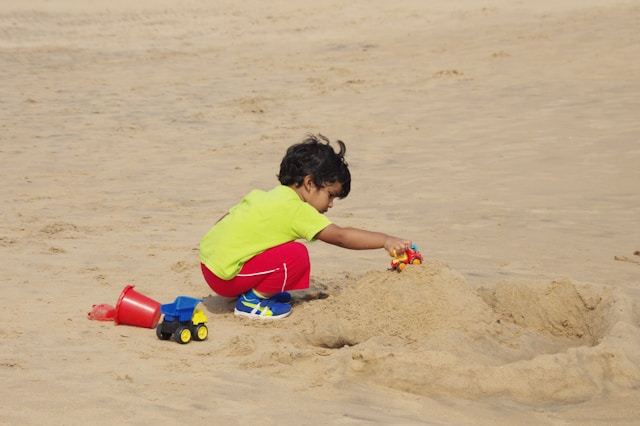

{"left": 290, "top": 201, "right": 332, "bottom": 242}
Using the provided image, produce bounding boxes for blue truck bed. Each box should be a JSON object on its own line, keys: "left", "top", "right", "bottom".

{"left": 160, "top": 296, "right": 202, "bottom": 322}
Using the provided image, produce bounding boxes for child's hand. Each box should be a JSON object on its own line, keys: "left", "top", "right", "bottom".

{"left": 384, "top": 237, "right": 412, "bottom": 256}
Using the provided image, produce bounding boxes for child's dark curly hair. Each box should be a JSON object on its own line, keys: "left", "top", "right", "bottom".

{"left": 278, "top": 134, "right": 351, "bottom": 198}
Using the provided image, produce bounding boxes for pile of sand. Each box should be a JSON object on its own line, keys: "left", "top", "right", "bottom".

{"left": 229, "top": 262, "right": 640, "bottom": 404}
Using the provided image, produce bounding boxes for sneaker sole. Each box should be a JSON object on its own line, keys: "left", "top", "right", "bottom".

{"left": 233, "top": 308, "right": 292, "bottom": 320}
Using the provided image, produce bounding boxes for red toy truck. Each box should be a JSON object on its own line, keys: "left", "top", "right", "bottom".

{"left": 390, "top": 244, "right": 424, "bottom": 272}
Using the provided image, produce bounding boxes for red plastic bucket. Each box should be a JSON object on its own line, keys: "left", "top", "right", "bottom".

{"left": 114, "top": 285, "right": 161, "bottom": 328}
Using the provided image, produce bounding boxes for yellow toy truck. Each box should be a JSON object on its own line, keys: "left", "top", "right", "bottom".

{"left": 156, "top": 296, "right": 208, "bottom": 344}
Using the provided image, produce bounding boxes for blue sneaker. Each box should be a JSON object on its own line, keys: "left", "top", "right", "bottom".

{"left": 234, "top": 289, "right": 292, "bottom": 320}
{"left": 272, "top": 292, "right": 292, "bottom": 304}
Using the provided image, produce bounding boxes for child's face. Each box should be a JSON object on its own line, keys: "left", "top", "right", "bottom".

{"left": 306, "top": 181, "right": 343, "bottom": 214}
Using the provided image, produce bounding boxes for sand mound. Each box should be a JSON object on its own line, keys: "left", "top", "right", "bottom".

{"left": 301, "top": 262, "right": 498, "bottom": 349}
{"left": 291, "top": 262, "right": 640, "bottom": 403}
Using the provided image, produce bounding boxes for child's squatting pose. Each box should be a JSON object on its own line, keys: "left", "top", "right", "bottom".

{"left": 199, "top": 134, "right": 413, "bottom": 320}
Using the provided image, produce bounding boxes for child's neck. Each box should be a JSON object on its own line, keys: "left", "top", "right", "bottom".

{"left": 288, "top": 184, "right": 306, "bottom": 202}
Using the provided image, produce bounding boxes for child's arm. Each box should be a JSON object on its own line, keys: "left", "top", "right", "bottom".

{"left": 315, "top": 224, "right": 412, "bottom": 255}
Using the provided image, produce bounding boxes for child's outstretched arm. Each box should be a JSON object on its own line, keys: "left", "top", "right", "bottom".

{"left": 316, "top": 224, "right": 412, "bottom": 255}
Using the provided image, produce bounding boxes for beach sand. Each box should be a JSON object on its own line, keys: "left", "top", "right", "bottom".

{"left": 1, "top": 0, "right": 639, "bottom": 424}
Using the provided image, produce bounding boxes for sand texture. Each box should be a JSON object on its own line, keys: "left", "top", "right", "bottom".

{"left": 1, "top": 0, "right": 640, "bottom": 424}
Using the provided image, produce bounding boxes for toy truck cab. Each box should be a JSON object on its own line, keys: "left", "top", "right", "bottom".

{"left": 390, "top": 244, "right": 424, "bottom": 272}
{"left": 156, "top": 296, "right": 208, "bottom": 344}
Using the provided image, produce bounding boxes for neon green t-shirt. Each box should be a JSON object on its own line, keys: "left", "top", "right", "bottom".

{"left": 200, "top": 185, "right": 332, "bottom": 280}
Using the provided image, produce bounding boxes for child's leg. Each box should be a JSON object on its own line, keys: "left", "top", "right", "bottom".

{"left": 237, "top": 241, "right": 310, "bottom": 295}
{"left": 200, "top": 241, "right": 310, "bottom": 297}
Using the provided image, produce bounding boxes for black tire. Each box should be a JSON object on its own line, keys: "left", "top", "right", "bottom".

{"left": 175, "top": 326, "right": 191, "bottom": 344}
{"left": 193, "top": 324, "right": 208, "bottom": 341}
{"left": 156, "top": 324, "right": 171, "bottom": 340}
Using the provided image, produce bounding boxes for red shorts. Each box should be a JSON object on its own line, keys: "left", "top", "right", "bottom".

{"left": 201, "top": 241, "right": 311, "bottom": 297}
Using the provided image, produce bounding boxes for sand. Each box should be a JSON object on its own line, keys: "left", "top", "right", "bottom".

{"left": 1, "top": 0, "right": 639, "bottom": 424}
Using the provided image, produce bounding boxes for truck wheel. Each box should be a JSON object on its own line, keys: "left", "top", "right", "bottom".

{"left": 397, "top": 262, "right": 406, "bottom": 272}
{"left": 175, "top": 326, "right": 191, "bottom": 344}
{"left": 156, "top": 324, "right": 171, "bottom": 340}
{"left": 411, "top": 258, "right": 422, "bottom": 265}
{"left": 193, "top": 324, "right": 208, "bottom": 341}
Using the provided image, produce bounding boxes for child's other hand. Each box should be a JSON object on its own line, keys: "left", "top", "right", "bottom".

{"left": 384, "top": 237, "right": 412, "bottom": 256}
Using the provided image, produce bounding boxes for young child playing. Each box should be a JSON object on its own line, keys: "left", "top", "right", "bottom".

{"left": 200, "top": 134, "right": 413, "bottom": 320}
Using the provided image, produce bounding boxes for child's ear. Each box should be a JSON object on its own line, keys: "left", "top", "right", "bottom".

{"left": 303, "top": 175, "right": 315, "bottom": 190}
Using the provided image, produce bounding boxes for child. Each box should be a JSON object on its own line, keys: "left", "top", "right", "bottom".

{"left": 200, "top": 134, "right": 413, "bottom": 320}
